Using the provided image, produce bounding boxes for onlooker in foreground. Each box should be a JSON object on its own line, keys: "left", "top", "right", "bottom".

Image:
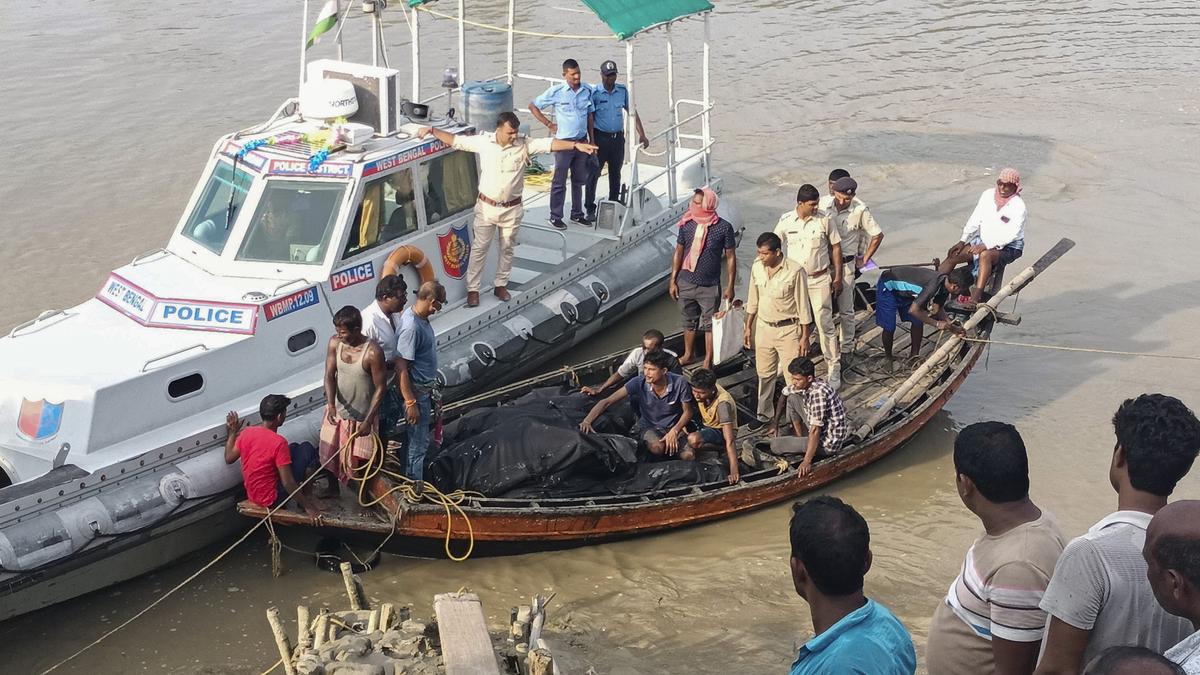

{"left": 669, "top": 187, "right": 737, "bottom": 370}
{"left": 581, "top": 328, "right": 679, "bottom": 397}
{"left": 926, "top": 422, "right": 1066, "bottom": 675}
{"left": 580, "top": 349, "right": 695, "bottom": 459}
{"left": 396, "top": 281, "right": 445, "bottom": 482}
{"left": 321, "top": 306, "right": 388, "bottom": 483}
{"left": 1144, "top": 500, "right": 1200, "bottom": 673}
{"left": 767, "top": 357, "right": 847, "bottom": 477}
{"left": 686, "top": 368, "right": 739, "bottom": 484}
{"left": 1036, "top": 394, "right": 1200, "bottom": 674}
{"left": 787, "top": 496, "right": 916, "bottom": 674}
{"left": 1083, "top": 646, "right": 1185, "bottom": 675}
{"left": 224, "top": 394, "right": 319, "bottom": 515}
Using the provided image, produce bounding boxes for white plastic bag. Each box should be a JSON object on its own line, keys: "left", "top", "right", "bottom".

{"left": 711, "top": 299, "right": 746, "bottom": 365}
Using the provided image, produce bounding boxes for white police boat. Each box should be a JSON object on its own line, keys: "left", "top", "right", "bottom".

{"left": 0, "top": 1, "right": 733, "bottom": 619}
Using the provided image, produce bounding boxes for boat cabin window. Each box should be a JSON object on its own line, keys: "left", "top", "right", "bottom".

{"left": 167, "top": 373, "right": 205, "bottom": 400}
{"left": 182, "top": 161, "right": 253, "bottom": 254}
{"left": 342, "top": 168, "right": 419, "bottom": 259}
{"left": 236, "top": 181, "right": 346, "bottom": 264}
{"left": 287, "top": 329, "right": 317, "bottom": 354}
{"left": 418, "top": 151, "right": 478, "bottom": 225}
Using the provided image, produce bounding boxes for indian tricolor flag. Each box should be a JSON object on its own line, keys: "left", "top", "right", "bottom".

{"left": 306, "top": 1, "right": 339, "bottom": 50}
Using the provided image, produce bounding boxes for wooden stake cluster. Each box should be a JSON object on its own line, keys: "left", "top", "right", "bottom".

{"left": 506, "top": 594, "right": 558, "bottom": 675}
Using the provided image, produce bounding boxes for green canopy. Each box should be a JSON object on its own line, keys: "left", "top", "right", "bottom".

{"left": 405, "top": 0, "right": 713, "bottom": 40}
{"left": 578, "top": 0, "right": 713, "bottom": 39}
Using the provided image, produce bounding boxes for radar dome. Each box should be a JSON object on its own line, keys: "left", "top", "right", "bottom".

{"left": 300, "top": 79, "right": 359, "bottom": 121}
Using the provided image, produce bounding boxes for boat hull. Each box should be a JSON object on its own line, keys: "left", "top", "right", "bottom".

{"left": 247, "top": 341, "right": 983, "bottom": 553}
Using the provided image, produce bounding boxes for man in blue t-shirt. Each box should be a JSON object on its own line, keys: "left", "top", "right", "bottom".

{"left": 579, "top": 349, "right": 696, "bottom": 459}
{"left": 788, "top": 496, "right": 916, "bottom": 675}
{"left": 395, "top": 280, "right": 445, "bottom": 482}
{"left": 875, "top": 265, "right": 971, "bottom": 369}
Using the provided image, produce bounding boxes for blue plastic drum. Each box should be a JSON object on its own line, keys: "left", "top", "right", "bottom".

{"left": 462, "top": 81, "right": 514, "bottom": 131}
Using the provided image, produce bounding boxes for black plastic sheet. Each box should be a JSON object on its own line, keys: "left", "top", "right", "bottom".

{"left": 428, "top": 386, "right": 729, "bottom": 498}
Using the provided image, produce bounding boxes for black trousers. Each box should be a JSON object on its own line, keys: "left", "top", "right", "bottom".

{"left": 585, "top": 131, "right": 626, "bottom": 212}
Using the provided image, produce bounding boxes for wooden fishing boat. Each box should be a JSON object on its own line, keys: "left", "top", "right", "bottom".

{"left": 240, "top": 240, "right": 1074, "bottom": 555}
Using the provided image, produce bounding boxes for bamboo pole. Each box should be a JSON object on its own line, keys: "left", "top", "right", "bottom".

{"left": 339, "top": 562, "right": 363, "bottom": 610}
{"left": 313, "top": 609, "right": 331, "bottom": 649}
{"left": 854, "top": 238, "right": 1075, "bottom": 440}
{"left": 267, "top": 607, "right": 298, "bottom": 675}
{"left": 296, "top": 605, "right": 312, "bottom": 652}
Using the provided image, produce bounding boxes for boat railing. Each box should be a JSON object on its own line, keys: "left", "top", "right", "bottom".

{"left": 235, "top": 97, "right": 300, "bottom": 140}
{"left": 270, "top": 278, "right": 312, "bottom": 298}
{"left": 620, "top": 103, "right": 715, "bottom": 234}
{"left": 141, "top": 343, "right": 210, "bottom": 373}
{"left": 7, "top": 309, "right": 70, "bottom": 339}
{"left": 519, "top": 221, "right": 569, "bottom": 260}
{"left": 130, "top": 248, "right": 170, "bottom": 266}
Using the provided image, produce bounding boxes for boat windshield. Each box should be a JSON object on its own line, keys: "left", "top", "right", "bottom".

{"left": 236, "top": 180, "right": 347, "bottom": 264}
{"left": 181, "top": 160, "right": 254, "bottom": 254}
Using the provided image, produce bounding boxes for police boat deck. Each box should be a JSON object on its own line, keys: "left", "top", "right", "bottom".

{"left": 240, "top": 240, "right": 1074, "bottom": 555}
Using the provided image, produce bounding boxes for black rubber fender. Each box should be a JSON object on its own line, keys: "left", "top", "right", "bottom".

{"left": 315, "top": 537, "right": 381, "bottom": 574}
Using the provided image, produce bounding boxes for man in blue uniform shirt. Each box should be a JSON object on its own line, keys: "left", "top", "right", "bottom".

{"left": 788, "top": 496, "right": 916, "bottom": 675}
{"left": 529, "top": 58, "right": 595, "bottom": 230}
{"left": 584, "top": 60, "right": 650, "bottom": 222}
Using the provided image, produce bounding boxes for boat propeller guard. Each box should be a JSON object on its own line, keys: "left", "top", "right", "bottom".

{"left": 315, "top": 537, "right": 382, "bottom": 574}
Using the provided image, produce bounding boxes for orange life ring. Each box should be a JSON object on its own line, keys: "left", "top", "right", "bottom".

{"left": 382, "top": 244, "right": 436, "bottom": 284}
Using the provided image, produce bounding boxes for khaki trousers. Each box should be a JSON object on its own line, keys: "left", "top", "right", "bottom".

{"left": 465, "top": 202, "right": 522, "bottom": 293}
{"left": 806, "top": 273, "right": 841, "bottom": 385}
{"left": 837, "top": 261, "right": 858, "bottom": 354}
{"left": 754, "top": 319, "right": 800, "bottom": 421}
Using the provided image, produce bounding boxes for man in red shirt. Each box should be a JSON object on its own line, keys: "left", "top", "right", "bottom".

{"left": 224, "top": 394, "right": 320, "bottom": 513}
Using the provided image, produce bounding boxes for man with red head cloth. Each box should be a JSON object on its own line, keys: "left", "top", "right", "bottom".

{"left": 940, "top": 168, "right": 1027, "bottom": 305}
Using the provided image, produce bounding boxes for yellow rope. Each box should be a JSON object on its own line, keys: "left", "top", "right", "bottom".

{"left": 347, "top": 432, "right": 482, "bottom": 562}
{"left": 414, "top": 5, "right": 615, "bottom": 40}
{"left": 963, "top": 337, "right": 1200, "bottom": 362}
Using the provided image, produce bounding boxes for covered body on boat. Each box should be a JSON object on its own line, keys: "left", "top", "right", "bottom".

{"left": 240, "top": 240, "right": 1075, "bottom": 553}
{"left": 0, "top": 1, "right": 726, "bottom": 620}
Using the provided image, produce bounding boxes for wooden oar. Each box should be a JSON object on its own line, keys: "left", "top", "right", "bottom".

{"left": 852, "top": 238, "right": 1076, "bottom": 441}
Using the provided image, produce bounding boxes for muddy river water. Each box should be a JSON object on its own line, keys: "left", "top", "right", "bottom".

{"left": 3, "top": 1, "right": 1200, "bottom": 672}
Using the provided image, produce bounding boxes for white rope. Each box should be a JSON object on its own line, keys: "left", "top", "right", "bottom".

{"left": 963, "top": 337, "right": 1200, "bottom": 362}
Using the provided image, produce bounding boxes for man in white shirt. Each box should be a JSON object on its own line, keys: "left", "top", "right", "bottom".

{"left": 1035, "top": 394, "right": 1200, "bottom": 675}
{"left": 1145, "top": 500, "right": 1200, "bottom": 674}
{"left": 419, "top": 113, "right": 596, "bottom": 307}
{"left": 580, "top": 328, "right": 679, "bottom": 397}
{"left": 360, "top": 275, "right": 407, "bottom": 441}
{"left": 941, "top": 167, "right": 1027, "bottom": 305}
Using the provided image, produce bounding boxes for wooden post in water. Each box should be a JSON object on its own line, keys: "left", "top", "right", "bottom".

{"left": 339, "top": 561, "right": 365, "bottom": 610}
{"left": 313, "top": 609, "right": 331, "bottom": 649}
{"left": 296, "top": 605, "right": 312, "bottom": 652}
{"left": 267, "top": 607, "right": 298, "bottom": 675}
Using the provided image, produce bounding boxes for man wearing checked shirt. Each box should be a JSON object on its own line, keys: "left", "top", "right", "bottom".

{"left": 529, "top": 58, "right": 595, "bottom": 230}
{"left": 584, "top": 60, "right": 650, "bottom": 221}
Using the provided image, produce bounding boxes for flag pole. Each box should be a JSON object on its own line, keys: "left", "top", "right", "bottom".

{"left": 335, "top": 0, "right": 344, "bottom": 61}
{"left": 300, "top": 0, "right": 310, "bottom": 95}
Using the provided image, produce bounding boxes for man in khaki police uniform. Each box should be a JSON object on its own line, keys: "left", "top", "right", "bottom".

{"left": 822, "top": 175, "right": 883, "bottom": 365}
{"left": 774, "top": 183, "right": 842, "bottom": 389}
{"left": 419, "top": 112, "right": 597, "bottom": 307}
{"left": 744, "top": 232, "right": 812, "bottom": 422}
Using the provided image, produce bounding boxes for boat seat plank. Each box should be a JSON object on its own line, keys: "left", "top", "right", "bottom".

{"left": 434, "top": 592, "right": 502, "bottom": 675}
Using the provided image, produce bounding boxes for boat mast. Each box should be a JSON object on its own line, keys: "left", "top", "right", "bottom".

{"left": 506, "top": 0, "right": 516, "bottom": 84}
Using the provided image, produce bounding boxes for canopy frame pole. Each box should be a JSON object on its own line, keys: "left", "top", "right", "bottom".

{"left": 626, "top": 39, "right": 637, "bottom": 197}
{"left": 702, "top": 12, "right": 712, "bottom": 185}
{"left": 371, "top": 7, "right": 380, "bottom": 67}
{"left": 506, "top": 0, "right": 516, "bottom": 84}
{"left": 335, "top": 0, "right": 344, "bottom": 61}
{"left": 458, "top": 0, "right": 466, "bottom": 85}
{"left": 665, "top": 25, "right": 677, "bottom": 205}
{"left": 410, "top": 3, "right": 421, "bottom": 99}
{"left": 299, "top": 0, "right": 310, "bottom": 93}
